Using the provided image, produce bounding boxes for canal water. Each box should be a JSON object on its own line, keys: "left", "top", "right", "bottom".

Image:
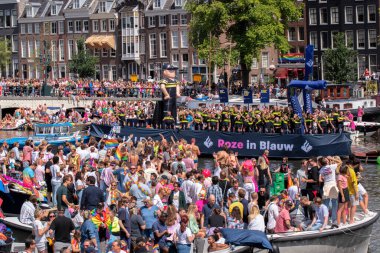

{"left": 1, "top": 131, "right": 379, "bottom": 251}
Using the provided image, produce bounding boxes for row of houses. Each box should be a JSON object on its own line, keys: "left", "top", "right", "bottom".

{"left": 1, "top": 0, "right": 379, "bottom": 83}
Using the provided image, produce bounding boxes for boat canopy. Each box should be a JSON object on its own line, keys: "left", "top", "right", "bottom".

{"left": 34, "top": 123, "right": 73, "bottom": 135}
{"left": 221, "top": 228, "right": 273, "bottom": 250}
{"left": 34, "top": 123, "right": 73, "bottom": 128}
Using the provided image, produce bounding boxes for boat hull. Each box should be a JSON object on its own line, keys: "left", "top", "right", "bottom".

{"left": 0, "top": 189, "right": 31, "bottom": 215}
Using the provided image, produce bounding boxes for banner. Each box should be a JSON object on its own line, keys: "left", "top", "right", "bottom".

{"left": 90, "top": 125, "right": 352, "bottom": 159}
{"left": 243, "top": 89, "right": 253, "bottom": 104}
{"left": 303, "top": 89, "right": 313, "bottom": 114}
{"left": 260, "top": 89, "right": 270, "bottom": 103}
{"left": 304, "top": 45, "right": 314, "bottom": 81}
{"left": 219, "top": 88, "right": 229, "bottom": 103}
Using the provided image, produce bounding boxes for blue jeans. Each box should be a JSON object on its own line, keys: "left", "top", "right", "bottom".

{"left": 177, "top": 244, "right": 191, "bottom": 253}
{"left": 308, "top": 223, "right": 322, "bottom": 231}
{"left": 323, "top": 198, "right": 338, "bottom": 224}
{"left": 51, "top": 180, "right": 61, "bottom": 206}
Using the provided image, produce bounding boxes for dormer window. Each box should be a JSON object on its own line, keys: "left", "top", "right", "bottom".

{"left": 26, "top": 6, "right": 33, "bottom": 17}
{"left": 73, "top": 0, "right": 80, "bottom": 9}
{"left": 153, "top": 0, "right": 160, "bottom": 8}
{"left": 175, "top": 0, "right": 182, "bottom": 7}
{"left": 51, "top": 4, "right": 57, "bottom": 15}
{"left": 99, "top": 1, "right": 106, "bottom": 13}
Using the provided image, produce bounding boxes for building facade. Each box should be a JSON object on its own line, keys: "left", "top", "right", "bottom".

{"left": 0, "top": 0, "right": 22, "bottom": 78}
{"left": 306, "top": 0, "right": 379, "bottom": 80}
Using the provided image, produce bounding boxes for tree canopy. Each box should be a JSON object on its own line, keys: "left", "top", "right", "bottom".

{"left": 0, "top": 39, "right": 12, "bottom": 77}
{"left": 186, "top": 0, "right": 302, "bottom": 87}
{"left": 322, "top": 33, "right": 357, "bottom": 83}
{"left": 69, "top": 38, "right": 99, "bottom": 78}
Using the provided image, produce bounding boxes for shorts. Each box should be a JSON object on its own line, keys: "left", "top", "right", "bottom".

{"left": 338, "top": 188, "right": 350, "bottom": 203}
{"left": 36, "top": 242, "right": 46, "bottom": 251}
{"left": 194, "top": 159, "right": 198, "bottom": 164}
{"left": 349, "top": 194, "right": 359, "bottom": 206}
{"left": 358, "top": 183, "right": 367, "bottom": 195}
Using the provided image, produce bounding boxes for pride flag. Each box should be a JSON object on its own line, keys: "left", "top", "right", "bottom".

{"left": 115, "top": 148, "right": 122, "bottom": 160}
{"left": 105, "top": 139, "right": 119, "bottom": 149}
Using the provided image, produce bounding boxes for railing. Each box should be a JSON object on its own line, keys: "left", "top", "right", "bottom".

{"left": 0, "top": 86, "right": 162, "bottom": 98}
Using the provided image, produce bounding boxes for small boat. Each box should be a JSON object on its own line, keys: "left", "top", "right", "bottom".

{"left": 0, "top": 217, "right": 32, "bottom": 232}
{"left": 0, "top": 122, "right": 89, "bottom": 148}
{"left": 344, "top": 121, "right": 380, "bottom": 137}
{"left": 353, "top": 150, "right": 380, "bottom": 163}
{"left": 0, "top": 119, "right": 27, "bottom": 131}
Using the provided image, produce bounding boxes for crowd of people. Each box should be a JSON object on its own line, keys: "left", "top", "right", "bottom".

{"left": 0, "top": 130, "right": 370, "bottom": 253}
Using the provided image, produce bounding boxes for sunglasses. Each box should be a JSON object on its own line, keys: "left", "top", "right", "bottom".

{"left": 49, "top": 215, "right": 55, "bottom": 218}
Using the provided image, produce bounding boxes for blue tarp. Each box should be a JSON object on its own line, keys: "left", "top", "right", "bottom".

{"left": 221, "top": 228, "right": 273, "bottom": 250}
{"left": 34, "top": 122, "right": 73, "bottom": 128}
{"left": 288, "top": 80, "right": 327, "bottom": 90}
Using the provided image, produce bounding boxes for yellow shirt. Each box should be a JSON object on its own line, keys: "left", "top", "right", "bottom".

{"left": 110, "top": 217, "right": 120, "bottom": 233}
{"left": 229, "top": 201, "right": 244, "bottom": 218}
{"left": 347, "top": 167, "right": 358, "bottom": 195}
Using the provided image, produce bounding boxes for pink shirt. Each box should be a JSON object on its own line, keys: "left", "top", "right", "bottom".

{"left": 274, "top": 208, "right": 291, "bottom": 233}
{"left": 183, "top": 158, "right": 195, "bottom": 172}
{"left": 358, "top": 108, "right": 364, "bottom": 117}
{"left": 22, "top": 146, "right": 33, "bottom": 162}
{"left": 196, "top": 199, "right": 207, "bottom": 213}
{"left": 35, "top": 165, "right": 45, "bottom": 182}
{"left": 338, "top": 174, "right": 348, "bottom": 189}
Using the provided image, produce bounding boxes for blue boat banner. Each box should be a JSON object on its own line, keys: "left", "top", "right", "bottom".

{"left": 219, "top": 88, "right": 229, "bottom": 103}
{"left": 243, "top": 89, "right": 253, "bottom": 104}
{"left": 90, "top": 125, "right": 352, "bottom": 158}
{"left": 260, "top": 89, "right": 270, "bottom": 103}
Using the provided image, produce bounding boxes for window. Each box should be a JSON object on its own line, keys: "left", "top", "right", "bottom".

{"left": 172, "top": 31, "right": 178, "bottom": 48}
{"left": 35, "top": 40, "right": 40, "bottom": 57}
{"left": 251, "top": 58, "right": 258, "bottom": 69}
{"left": 51, "top": 22, "right": 57, "bottom": 34}
{"left": 181, "top": 30, "right": 188, "bottom": 48}
{"left": 82, "top": 20, "right": 88, "bottom": 32}
{"left": 261, "top": 52, "right": 268, "bottom": 68}
{"left": 160, "top": 33, "right": 167, "bottom": 57}
{"left": 11, "top": 10, "right": 17, "bottom": 27}
{"left": 44, "top": 22, "right": 50, "bottom": 34}
{"left": 99, "top": 1, "right": 106, "bottom": 13}
{"left": 59, "top": 39, "right": 64, "bottom": 61}
{"left": 356, "top": 6, "right": 364, "bottom": 23}
{"left": 149, "top": 34, "right": 157, "bottom": 58}
{"left": 28, "top": 40, "right": 34, "bottom": 58}
{"left": 68, "top": 21, "right": 73, "bottom": 33}
{"left": 124, "top": 16, "right": 134, "bottom": 28}
{"left": 93, "top": 20, "right": 99, "bottom": 32}
{"left": 182, "top": 53, "right": 188, "bottom": 62}
{"left": 140, "top": 35, "right": 145, "bottom": 54}
{"left": 35, "top": 23, "right": 40, "bottom": 34}
{"left": 368, "top": 30, "right": 377, "bottom": 49}
{"left": 171, "top": 15, "right": 178, "bottom": 25}
{"left": 12, "top": 35, "right": 18, "bottom": 52}
{"left": 320, "top": 31, "right": 328, "bottom": 49}
{"left": 20, "top": 24, "right": 25, "bottom": 34}
{"left": 102, "top": 48, "right": 108, "bottom": 57}
{"left": 180, "top": 14, "right": 187, "bottom": 25}
{"left": 75, "top": 20, "right": 81, "bottom": 32}
{"left": 110, "top": 48, "right": 116, "bottom": 57}
{"left": 153, "top": 0, "right": 160, "bottom": 8}
{"left": 103, "top": 65, "right": 109, "bottom": 80}
{"left": 345, "top": 30, "right": 353, "bottom": 48}
{"left": 288, "top": 27, "right": 296, "bottom": 41}
{"left": 0, "top": 10, "right": 4, "bottom": 28}
{"left": 68, "top": 39, "right": 74, "bottom": 60}
{"left": 331, "top": 31, "right": 338, "bottom": 48}
{"left": 27, "top": 24, "right": 33, "bottom": 34}
{"left": 368, "top": 5, "right": 376, "bottom": 23}
{"left": 298, "top": 27, "right": 304, "bottom": 41}
{"left": 94, "top": 49, "right": 100, "bottom": 57}
{"left": 172, "top": 54, "right": 179, "bottom": 64}
{"left": 309, "top": 8, "right": 317, "bottom": 25}
{"left": 5, "top": 10, "right": 10, "bottom": 27}
{"left": 109, "top": 19, "right": 115, "bottom": 31}
{"left": 51, "top": 4, "right": 57, "bottom": 15}
{"left": 149, "top": 17, "right": 156, "bottom": 27}
{"left": 345, "top": 6, "right": 353, "bottom": 23}
{"left": 111, "top": 66, "right": 117, "bottom": 81}
{"left": 51, "top": 41, "right": 57, "bottom": 61}
{"left": 175, "top": 0, "right": 182, "bottom": 6}
{"left": 319, "top": 8, "right": 328, "bottom": 24}
{"left": 159, "top": 16, "right": 166, "bottom": 26}
{"left": 369, "top": 55, "right": 377, "bottom": 74}
{"left": 310, "top": 31, "right": 318, "bottom": 49}
{"left": 101, "top": 20, "right": 107, "bottom": 31}
{"left": 58, "top": 21, "right": 64, "bottom": 34}
{"left": 73, "top": 0, "right": 80, "bottom": 9}
{"left": 330, "top": 7, "right": 339, "bottom": 24}
{"left": 357, "top": 30, "right": 365, "bottom": 49}
{"left": 21, "top": 40, "right": 26, "bottom": 58}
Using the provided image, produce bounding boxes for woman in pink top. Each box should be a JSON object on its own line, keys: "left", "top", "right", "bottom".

{"left": 22, "top": 140, "right": 34, "bottom": 166}
{"left": 337, "top": 166, "right": 350, "bottom": 226}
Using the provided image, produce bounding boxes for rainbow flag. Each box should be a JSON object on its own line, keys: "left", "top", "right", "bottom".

{"left": 115, "top": 148, "right": 122, "bottom": 160}
{"left": 105, "top": 139, "right": 119, "bottom": 149}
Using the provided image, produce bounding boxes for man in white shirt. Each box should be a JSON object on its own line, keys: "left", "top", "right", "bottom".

{"left": 20, "top": 196, "right": 38, "bottom": 225}
{"left": 266, "top": 196, "right": 280, "bottom": 233}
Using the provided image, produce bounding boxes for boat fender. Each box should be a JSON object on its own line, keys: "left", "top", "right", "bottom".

{"left": 270, "top": 244, "right": 280, "bottom": 253}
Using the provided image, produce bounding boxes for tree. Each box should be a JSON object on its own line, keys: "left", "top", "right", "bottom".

{"left": 69, "top": 38, "right": 99, "bottom": 78}
{"left": 186, "top": 0, "right": 302, "bottom": 88}
{"left": 0, "top": 39, "right": 12, "bottom": 77}
{"left": 322, "top": 33, "right": 357, "bottom": 83}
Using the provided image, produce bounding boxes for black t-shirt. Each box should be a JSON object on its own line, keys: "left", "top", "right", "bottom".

{"left": 208, "top": 214, "right": 225, "bottom": 228}
{"left": 66, "top": 183, "right": 76, "bottom": 204}
{"left": 258, "top": 192, "right": 269, "bottom": 209}
{"left": 56, "top": 185, "right": 68, "bottom": 210}
{"left": 50, "top": 216, "right": 75, "bottom": 243}
{"left": 45, "top": 161, "right": 53, "bottom": 183}
{"left": 304, "top": 204, "right": 316, "bottom": 220}
{"left": 306, "top": 166, "right": 319, "bottom": 190}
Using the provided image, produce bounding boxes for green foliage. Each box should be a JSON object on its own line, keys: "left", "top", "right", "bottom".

{"left": 322, "top": 33, "right": 357, "bottom": 83}
{"left": 186, "top": 0, "right": 302, "bottom": 87}
{"left": 69, "top": 38, "right": 99, "bottom": 78}
{"left": 0, "top": 39, "right": 12, "bottom": 75}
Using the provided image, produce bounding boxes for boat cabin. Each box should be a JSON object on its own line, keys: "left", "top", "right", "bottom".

{"left": 319, "top": 83, "right": 351, "bottom": 100}
{"left": 34, "top": 123, "right": 73, "bottom": 136}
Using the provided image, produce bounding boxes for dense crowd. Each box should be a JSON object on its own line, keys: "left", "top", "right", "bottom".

{"left": 0, "top": 132, "right": 372, "bottom": 253}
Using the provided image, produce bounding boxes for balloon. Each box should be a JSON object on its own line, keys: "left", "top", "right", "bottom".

{"left": 202, "top": 169, "right": 211, "bottom": 178}
{"left": 377, "top": 156, "right": 380, "bottom": 165}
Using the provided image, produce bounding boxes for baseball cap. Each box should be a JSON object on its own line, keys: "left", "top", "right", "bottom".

{"left": 162, "top": 63, "right": 178, "bottom": 70}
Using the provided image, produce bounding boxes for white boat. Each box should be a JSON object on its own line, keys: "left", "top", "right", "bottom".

{"left": 1, "top": 216, "right": 33, "bottom": 232}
